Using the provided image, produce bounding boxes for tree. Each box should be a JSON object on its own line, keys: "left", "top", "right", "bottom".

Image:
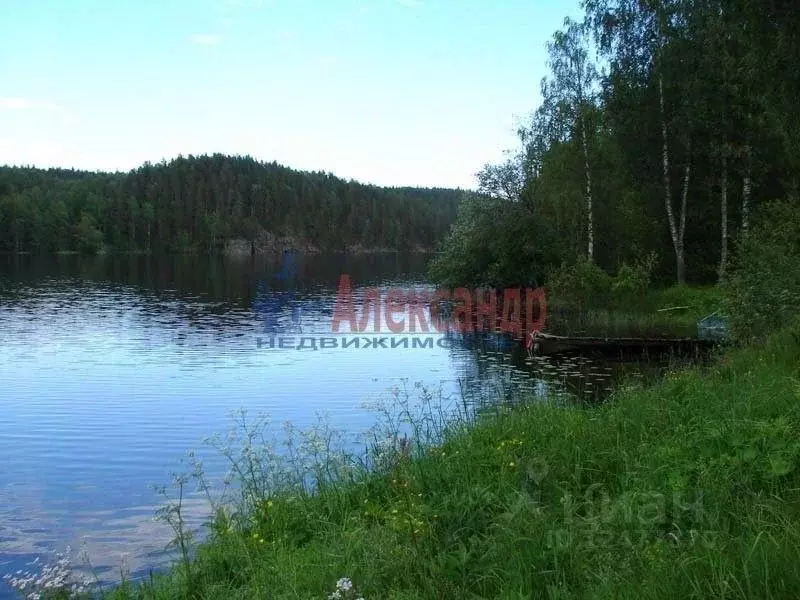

{"left": 475, "top": 153, "right": 525, "bottom": 202}
{"left": 584, "top": 0, "right": 696, "bottom": 283}
{"left": 0, "top": 157, "right": 463, "bottom": 255}
{"left": 543, "top": 17, "right": 599, "bottom": 261}
{"left": 74, "top": 212, "right": 104, "bottom": 254}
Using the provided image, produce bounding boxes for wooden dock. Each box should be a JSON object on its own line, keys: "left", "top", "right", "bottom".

{"left": 528, "top": 331, "right": 719, "bottom": 356}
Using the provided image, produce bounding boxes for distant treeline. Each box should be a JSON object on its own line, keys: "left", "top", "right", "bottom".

{"left": 0, "top": 155, "right": 465, "bottom": 254}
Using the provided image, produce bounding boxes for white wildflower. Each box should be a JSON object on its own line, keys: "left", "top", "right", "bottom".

{"left": 2, "top": 545, "right": 85, "bottom": 600}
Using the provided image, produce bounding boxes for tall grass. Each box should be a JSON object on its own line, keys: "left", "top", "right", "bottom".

{"left": 64, "top": 320, "right": 799, "bottom": 600}
{"left": 544, "top": 285, "right": 725, "bottom": 337}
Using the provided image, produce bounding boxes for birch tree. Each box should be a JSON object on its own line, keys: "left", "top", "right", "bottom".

{"left": 543, "top": 18, "right": 598, "bottom": 262}
{"left": 584, "top": 0, "right": 694, "bottom": 283}
{"left": 697, "top": 0, "right": 738, "bottom": 280}
{"left": 741, "top": 147, "right": 751, "bottom": 236}
{"left": 695, "top": 0, "right": 765, "bottom": 272}
{"left": 719, "top": 144, "right": 729, "bottom": 278}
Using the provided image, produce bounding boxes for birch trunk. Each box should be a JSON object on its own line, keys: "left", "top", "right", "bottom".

{"left": 680, "top": 146, "right": 689, "bottom": 242}
{"left": 741, "top": 149, "right": 751, "bottom": 237}
{"left": 660, "top": 76, "right": 675, "bottom": 246}
{"left": 678, "top": 158, "right": 690, "bottom": 286}
{"left": 719, "top": 151, "right": 728, "bottom": 279}
{"left": 581, "top": 117, "right": 594, "bottom": 262}
{"left": 659, "top": 74, "right": 687, "bottom": 285}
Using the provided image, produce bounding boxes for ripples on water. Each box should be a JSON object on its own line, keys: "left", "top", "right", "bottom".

{"left": 0, "top": 253, "right": 636, "bottom": 597}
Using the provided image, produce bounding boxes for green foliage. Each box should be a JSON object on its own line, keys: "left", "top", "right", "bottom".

{"left": 543, "top": 285, "right": 724, "bottom": 338}
{"left": 650, "top": 285, "right": 723, "bottom": 313}
{"left": 0, "top": 158, "right": 463, "bottom": 254}
{"left": 73, "top": 212, "right": 104, "bottom": 254}
{"left": 724, "top": 199, "right": 800, "bottom": 342}
{"left": 429, "top": 194, "right": 562, "bottom": 288}
{"left": 95, "top": 324, "right": 800, "bottom": 600}
{"left": 172, "top": 230, "right": 195, "bottom": 254}
{"left": 432, "top": 0, "right": 800, "bottom": 289}
{"left": 612, "top": 251, "right": 658, "bottom": 307}
{"left": 541, "top": 256, "right": 726, "bottom": 337}
{"left": 546, "top": 258, "right": 613, "bottom": 310}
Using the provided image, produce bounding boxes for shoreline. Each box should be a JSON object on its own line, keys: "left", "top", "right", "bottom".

{"left": 86, "top": 320, "right": 800, "bottom": 599}
{"left": 0, "top": 247, "right": 438, "bottom": 258}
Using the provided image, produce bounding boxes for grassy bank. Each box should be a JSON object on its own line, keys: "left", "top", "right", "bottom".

{"left": 546, "top": 285, "right": 725, "bottom": 337}
{"left": 96, "top": 317, "right": 800, "bottom": 600}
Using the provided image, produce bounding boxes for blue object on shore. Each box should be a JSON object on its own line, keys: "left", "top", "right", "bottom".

{"left": 697, "top": 312, "right": 729, "bottom": 342}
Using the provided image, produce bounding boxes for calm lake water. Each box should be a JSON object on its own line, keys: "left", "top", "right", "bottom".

{"left": 0, "top": 252, "right": 631, "bottom": 597}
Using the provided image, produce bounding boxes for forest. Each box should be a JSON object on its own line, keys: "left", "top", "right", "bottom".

{"left": 431, "top": 0, "right": 800, "bottom": 289}
{"left": 3, "top": 0, "right": 799, "bottom": 286}
{"left": 0, "top": 155, "right": 464, "bottom": 254}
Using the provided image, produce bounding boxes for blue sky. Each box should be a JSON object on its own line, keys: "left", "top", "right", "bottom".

{"left": 0, "top": 0, "right": 582, "bottom": 189}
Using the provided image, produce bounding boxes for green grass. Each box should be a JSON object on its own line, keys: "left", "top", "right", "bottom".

{"left": 647, "top": 285, "right": 726, "bottom": 319}
{"left": 93, "top": 317, "right": 800, "bottom": 600}
{"left": 545, "top": 285, "right": 725, "bottom": 337}
{"left": 546, "top": 309, "right": 700, "bottom": 337}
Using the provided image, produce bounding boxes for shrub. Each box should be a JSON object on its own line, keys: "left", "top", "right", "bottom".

{"left": 724, "top": 199, "right": 800, "bottom": 342}
{"left": 612, "top": 251, "right": 658, "bottom": 308}
{"left": 547, "top": 258, "right": 614, "bottom": 310}
{"left": 428, "top": 194, "right": 561, "bottom": 288}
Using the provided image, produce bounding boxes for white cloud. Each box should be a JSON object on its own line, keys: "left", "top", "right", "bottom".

{"left": 0, "top": 97, "right": 74, "bottom": 125}
{"left": 0, "top": 97, "right": 66, "bottom": 113}
{"left": 190, "top": 33, "right": 222, "bottom": 46}
{"left": 396, "top": 0, "right": 421, "bottom": 7}
{"left": 0, "top": 97, "right": 30, "bottom": 109}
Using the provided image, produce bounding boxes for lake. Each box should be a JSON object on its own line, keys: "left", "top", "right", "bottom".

{"left": 0, "top": 252, "right": 629, "bottom": 598}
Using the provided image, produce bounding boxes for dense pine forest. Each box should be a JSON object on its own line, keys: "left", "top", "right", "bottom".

{"left": 431, "top": 0, "right": 800, "bottom": 289}
{"left": 0, "top": 155, "right": 464, "bottom": 254}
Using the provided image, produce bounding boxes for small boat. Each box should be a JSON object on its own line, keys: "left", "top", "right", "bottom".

{"left": 697, "top": 312, "right": 729, "bottom": 342}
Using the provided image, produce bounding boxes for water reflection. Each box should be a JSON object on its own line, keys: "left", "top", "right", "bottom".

{"left": 0, "top": 253, "right": 645, "bottom": 597}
